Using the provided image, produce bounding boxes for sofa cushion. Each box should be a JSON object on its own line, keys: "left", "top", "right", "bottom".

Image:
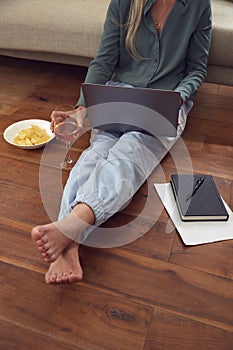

{"left": 0, "top": 0, "right": 110, "bottom": 58}
{"left": 208, "top": 0, "right": 233, "bottom": 67}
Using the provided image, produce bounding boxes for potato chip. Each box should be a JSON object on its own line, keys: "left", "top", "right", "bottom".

{"left": 14, "top": 125, "right": 50, "bottom": 146}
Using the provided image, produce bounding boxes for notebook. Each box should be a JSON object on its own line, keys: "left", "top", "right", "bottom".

{"left": 170, "top": 174, "right": 229, "bottom": 221}
{"left": 82, "top": 83, "right": 181, "bottom": 137}
{"left": 154, "top": 183, "right": 233, "bottom": 246}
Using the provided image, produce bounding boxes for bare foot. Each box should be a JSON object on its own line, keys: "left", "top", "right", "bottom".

{"left": 31, "top": 204, "right": 95, "bottom": 263}
{"left": 31, "top": 223, "right": 72, "bottom": 263}
{"left": 45, "top": 243, "right": 83, "bottom": 284}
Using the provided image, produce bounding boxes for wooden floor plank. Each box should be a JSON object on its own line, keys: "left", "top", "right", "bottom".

{"left": 0, "top": 155, "right": 40, "bottom": 190}
{"left": 190, "top": 103, "right": 233, "bottom": 124}
{"left": 143, "top": 309, "right": 233, "bottom": 350}
{"left": 194, "top": 91, "right": 233, "bottom": 111}
{"left": 79, "top": 248, "right": 233, "bottom": 331}
{"left": 185, "top": 117, "right": 233, "bottom": 140}
{"left": 230, "top": 181, "right": 233, "bottom": 209}
{"left": 0, "top": 223, "right": 45, "bottom": 272}
{"left": 162, "top": 148, "right": 233, "bottom": 181}
{"left": 0, "top": 56, "right": 232, "bottom": 349}
{"left": 218, "top": 85, "right": 233, "bottom": 97}
{"left": 121, "top": 218, "right": 176, "bottom": 262}
{"left": 0, "top": 319, "right": 80, "bottom": 350}
{"left": 0, "top": 181, "right": 57, "bottom": 225}
{"left": 2, "top": 222, "right": 233, "bottom": 333}
{"left": 169, "top": 235, "right": 233, "bottom": 280}
{"left": 203, "top": 136, "right": 233, "bottom": 159}
{"left": 0, "top": 261, "right": 153, "bottom": 350}
{"left": 198, "top": 82, "right": 220, "bottom": 95}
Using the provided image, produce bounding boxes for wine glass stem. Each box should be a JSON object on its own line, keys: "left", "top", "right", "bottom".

{"left": 65, "top": 141, "right": 72, "bottom": 164}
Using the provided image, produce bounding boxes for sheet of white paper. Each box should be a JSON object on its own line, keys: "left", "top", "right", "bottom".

{"left": 154, "top": 183, "right": 233, "bottom": 245}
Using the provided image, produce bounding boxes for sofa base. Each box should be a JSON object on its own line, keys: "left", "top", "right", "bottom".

{"left": 206, "top": 65, "right": 233, "bottom": 86}
{"left": 0, "top": 49, "right": 92, "bottom": 68}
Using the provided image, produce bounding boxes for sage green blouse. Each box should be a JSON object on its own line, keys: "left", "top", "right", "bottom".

{"left": 77, "top": 0, "right": 212, "bottom": 107}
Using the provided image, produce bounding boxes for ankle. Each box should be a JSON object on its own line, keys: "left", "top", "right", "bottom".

{"left": 72, "top": 202, "right": 95, "bottom": 225}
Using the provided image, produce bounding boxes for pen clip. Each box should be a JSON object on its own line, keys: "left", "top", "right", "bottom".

{"left": 186, "top": 176, "right": 205, "bottom": 201}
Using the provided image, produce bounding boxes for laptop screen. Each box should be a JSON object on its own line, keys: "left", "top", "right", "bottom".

{"left": 82, "top": 83, "right": 180, "bottom": 137}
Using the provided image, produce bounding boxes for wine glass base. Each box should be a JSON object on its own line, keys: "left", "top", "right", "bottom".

{"left": 59, "top": 159, "right": 73, "bottom": 170}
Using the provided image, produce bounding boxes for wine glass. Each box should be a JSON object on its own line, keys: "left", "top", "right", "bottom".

{"left": 53, "top": 105, "right": 79, "bottom": 170}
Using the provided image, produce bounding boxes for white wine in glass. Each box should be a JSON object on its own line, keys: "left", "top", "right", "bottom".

{"left": 53, "top": 105, "right": 79, "bottom": 169}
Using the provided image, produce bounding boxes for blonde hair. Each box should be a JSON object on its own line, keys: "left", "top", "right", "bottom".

{"left": 125, "top": 0, "right": 148, "bottom": 61}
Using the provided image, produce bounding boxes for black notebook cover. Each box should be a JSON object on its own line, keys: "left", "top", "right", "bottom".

{"left": 170, "top": 174, "right": 229, "bottom": 221}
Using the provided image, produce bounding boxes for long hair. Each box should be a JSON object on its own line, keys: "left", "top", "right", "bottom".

{"left": 125, "top": 0, "right": 148, "bottom": 61}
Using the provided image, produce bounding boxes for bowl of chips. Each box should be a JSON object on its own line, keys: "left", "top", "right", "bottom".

{"left": 3, "top": 119, "right": 55, "bottom": 149}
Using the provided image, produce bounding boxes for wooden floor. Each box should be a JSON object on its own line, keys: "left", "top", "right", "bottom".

{"left": 0, "top": 56, "right": 233, "bottom": 350}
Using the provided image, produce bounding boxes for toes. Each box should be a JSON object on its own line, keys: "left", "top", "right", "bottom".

{"left": 36, "top": 237, "right": 48, "bottom": 246}
{"left": 42, "top": 251, "right": 50, "bottom": 258}
{"left": 38, "top": 243, "right": 49, "bottom": 253}
{"left": 42, "top": 252, "right": 58, "bottom": 264}
{"left": 69, "top": 272, "right": 82, "bottom": 284}
{"left": 51, "top": 274, "right": 58, "bottom": 284}
{"left": 41, "top": 244, "right": 64, "bottom": 263}
{"left": 57, "top": 272, "right": 73, "bottom": 284}
{"left": 56, "top": 273, "right": 64, "bottom": 283}
{"left": 45, "top": 272, "right": 57, "bottom": 284}
{"left": 45, "top": 273, "right": 51, "bottom": 284}
{"left": 42, "top": 251, "right": 52, "bottom": 263}
{"left": 46, "top": 271, "right": 76, "bottom": 284}
{"left": 62, "top": 272, "right": 70, "bottom": 283}
{"left": 31, "top": 226, "right": 45, "bottom": 242}
{"left": 45, "top": 271, "right": 82, "bottom": 284}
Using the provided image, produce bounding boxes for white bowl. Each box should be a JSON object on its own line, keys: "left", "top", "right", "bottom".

{"left": 3, "top": 119, "right": 55, "bottom": 150}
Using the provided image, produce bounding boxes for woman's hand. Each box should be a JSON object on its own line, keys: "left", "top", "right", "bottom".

{"left": 50, "top": 106, "right": 87, "bottom": 133}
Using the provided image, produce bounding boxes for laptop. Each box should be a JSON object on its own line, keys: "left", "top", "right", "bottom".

{"left": 82, "top": 83, "right": 180, "bottom": 137}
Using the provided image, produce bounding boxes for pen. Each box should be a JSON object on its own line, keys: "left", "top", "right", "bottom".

{"left": 186, "top": 176, "right": 205, "bottom": 201}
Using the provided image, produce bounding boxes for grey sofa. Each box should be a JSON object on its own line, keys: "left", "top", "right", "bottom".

{"left": 0, "top": 0, "right": 232, "bottom": 85}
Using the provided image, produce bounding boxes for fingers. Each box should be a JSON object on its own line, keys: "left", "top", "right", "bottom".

{"left": 75, "top": 107, "right": 87, "bottom": 129}
{"left": 50, "top": 106, "right": 87, "bottom": 133}
{"left": 50, "top": 110, "right": 73, "bottom": 132}
{"left": 51, "top": 110, "right": 72, "bottom": 121}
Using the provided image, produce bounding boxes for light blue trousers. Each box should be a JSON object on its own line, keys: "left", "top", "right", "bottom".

{"left": 59, "top": 82, "right": 193, "bottom": 227}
